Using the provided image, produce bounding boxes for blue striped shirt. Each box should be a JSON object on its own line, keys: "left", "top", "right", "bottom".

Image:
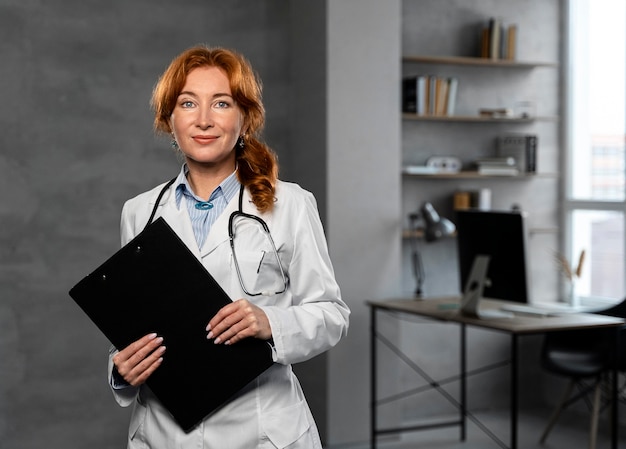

{"left": 174, "top": 165, "right": 241, "bottom": 250}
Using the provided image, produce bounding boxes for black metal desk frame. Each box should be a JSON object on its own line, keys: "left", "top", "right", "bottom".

{"left": 369, "top": 297, "right": 623, "bottom": 449}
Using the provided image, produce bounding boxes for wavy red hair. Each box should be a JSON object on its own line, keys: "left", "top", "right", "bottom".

{"left": 151, "top": 45, "right": 278, "bottom": 213}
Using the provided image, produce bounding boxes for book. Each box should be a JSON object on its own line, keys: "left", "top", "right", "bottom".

{"left": 417, "top": 76, "right": 427, "bottom": 115}
{"left": 488, "top": 18, "right": 501, "bottom": 59}
{"left": 499, "top": 22, "right": 507, "bottom": 60}
{"left": 446, "top": 78, "right": 458, "bottom": 116}
{"left": 478, "top": 166, "right": 520, "bottom": 176}
{"left": 475, "top": 155, "right": 519, "bottom": 176}
{"left": 402, "top": 77, "right": 418, "bottom": 113}
{"left": 428, "top": 75, "right": 437, "bottom": 115}
{"left": 481, "top": 18, "right": 517, "bottom": 61}
{"left": 403, "top": 76, "right": 457, "bottom": 117}
{"left": 480, "top": 27, "right": 490, "bottom": 58}
{"left": 506, "top": 24, "right": 517, "bottom": 60}
{"left": 497, "top": 134, "right": 538, "bottom": 173}
{"left": 435, "top": 77, "right": 448, "bottom": 116}
{"left": 475, "top": 156, "right": 516, "bottom": 167}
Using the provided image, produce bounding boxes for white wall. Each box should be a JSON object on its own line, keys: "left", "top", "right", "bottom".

{"left": 326, "top": 0, "right": 403, "bottom": 445}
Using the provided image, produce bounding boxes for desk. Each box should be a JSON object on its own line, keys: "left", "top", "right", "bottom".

{"left": 369, "top": 297, "right": 624, "bottom": 449}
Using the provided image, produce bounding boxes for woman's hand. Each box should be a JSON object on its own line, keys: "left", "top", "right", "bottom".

{"left": 112, "top": 333, "right": 166, "bottom": 387}
{"left": 206, "top": 299, "right": 272, "bottom": 345}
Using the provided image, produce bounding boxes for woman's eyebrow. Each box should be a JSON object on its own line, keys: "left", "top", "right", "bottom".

{"left": 212, "top": 92, "right": 234, "bottom": 99}
{"left": 177, "top": 91, "right": 233, "bottom": 99}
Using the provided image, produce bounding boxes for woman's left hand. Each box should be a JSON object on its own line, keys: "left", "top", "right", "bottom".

{"left": 206, "top": 298, "right": 272, "bottom": 345}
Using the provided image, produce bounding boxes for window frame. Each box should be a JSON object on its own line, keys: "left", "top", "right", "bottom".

{"left": 562, "top": 0, "right": 626, "bottom": 304}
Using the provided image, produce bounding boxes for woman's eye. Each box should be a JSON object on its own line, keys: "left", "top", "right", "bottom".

{"left": 181, "top": 100, "right": 194, "bottom": 108}
{"left": 215, "top": 100, "right": 230, "bottom": 109}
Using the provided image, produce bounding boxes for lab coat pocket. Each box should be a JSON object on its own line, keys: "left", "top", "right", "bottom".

{"left": 262, "top": 400, "right": 312, "bottom": 448}
{"left": 234, "top": 249, "right": 285, "bottom": 297}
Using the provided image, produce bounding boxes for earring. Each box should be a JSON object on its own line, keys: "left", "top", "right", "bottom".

{"left": 238, "top": 136, "right": 245, "bottom": 149}
{"left": 171, "top": 133, "right": 180, "bottom": 151}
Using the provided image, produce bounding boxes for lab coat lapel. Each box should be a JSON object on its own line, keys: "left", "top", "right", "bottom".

{"left": 155, "top": 191, "right": 202, "bottom": 259}
{"left": 199, "top": 187, "right": 250, "bottom": 258}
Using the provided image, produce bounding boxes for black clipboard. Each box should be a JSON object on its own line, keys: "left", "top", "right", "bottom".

{"left": 69, "top": 217, "right": 274, "bottom": 432}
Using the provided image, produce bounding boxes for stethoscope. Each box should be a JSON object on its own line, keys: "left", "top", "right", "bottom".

{"left": 146, "top": 177, "right": 288, "bottom": 297}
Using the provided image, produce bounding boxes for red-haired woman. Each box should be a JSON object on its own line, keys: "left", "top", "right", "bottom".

{"left": 107, "top": 46, "right": 349, "bottom": 449}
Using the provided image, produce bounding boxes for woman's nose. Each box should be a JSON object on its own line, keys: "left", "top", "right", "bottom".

{"left": 196, "top": 107, "right": 213, "bottom": 129}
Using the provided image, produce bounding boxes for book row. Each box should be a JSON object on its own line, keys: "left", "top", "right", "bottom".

{"left": 480, "top": 17, "right": 517, "bottom": 60}
{"left": 402, "top": 75, "right": 458, "bottom": 116}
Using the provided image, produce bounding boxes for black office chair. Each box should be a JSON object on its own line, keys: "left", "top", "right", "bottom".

{"left": 539, "top": 298, "right": 626, "bottom": 449}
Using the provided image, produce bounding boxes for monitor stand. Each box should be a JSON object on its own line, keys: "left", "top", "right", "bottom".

{"left": 460, "top": 255, "right": 514, "bottom": 319}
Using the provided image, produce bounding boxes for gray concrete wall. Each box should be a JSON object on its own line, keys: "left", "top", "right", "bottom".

{"left": 287, "top": 1, "right": 330, "bottom": 442}
{"left": 0, "top": 2, "right": 295, "bottom": 448}
{"left": 326, "top": 0, "right": 403, "bottom": 444}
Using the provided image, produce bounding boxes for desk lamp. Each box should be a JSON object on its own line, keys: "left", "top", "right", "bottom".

{"left": 409, "top": 202, "right": 456, "bottom": 298}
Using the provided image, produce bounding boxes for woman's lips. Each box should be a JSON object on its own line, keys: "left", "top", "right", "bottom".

{"left": 192, "top": 135, "right": 218, "bottom": 144}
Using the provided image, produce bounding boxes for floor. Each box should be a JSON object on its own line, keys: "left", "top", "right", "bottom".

{"left": 326, "top": 407, "right": 626, "bottom": 449}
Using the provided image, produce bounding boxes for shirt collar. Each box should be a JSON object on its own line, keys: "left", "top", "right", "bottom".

{"left": 174, "top": 164, "right": 241, "bottom": 209}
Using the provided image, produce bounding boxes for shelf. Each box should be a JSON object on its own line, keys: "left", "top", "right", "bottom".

{"left": 402, "top": 55, "right": 559, "bottom": 68}
{"left": 402, "top": 113, "right": 559, "bottom": 123}
{"left": 402, "top": 229, "right": 457, "bottom": 239}
{"left": 403, "top": 226, "right": 558, "bottom": 239}
{"left": 402, "top": 170, "right": 558, "bottom": 180}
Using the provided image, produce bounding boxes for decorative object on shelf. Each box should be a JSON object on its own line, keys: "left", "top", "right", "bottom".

{"left": 402, "top": 156, "right": 461, "bottom": 175}
{"left": 426, "top": 156, "right": 461, "bottom": 173}
{"left": 402, "top": 165, "right": 440, "bottom": 175}
{"left": 453, "top": 189, "right": 491, "bottom": 211}
{"left": 514, "top": 100, "right": 536, "bottom": 118}
{"left": 408, "top": 203, "right": 456, "bottom": 298}
{"left": 479, "top": 107, "right": 514, "bottom": 118}
{"left": 477, "top": 188, "right": 492, "bottom": 210}
{"left": 453, "top": 190, "right": 473, "bottom": 210}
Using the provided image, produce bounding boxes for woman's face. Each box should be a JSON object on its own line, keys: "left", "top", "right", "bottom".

{"left": 170, "top": 66, "right": 244, "bottom": 173}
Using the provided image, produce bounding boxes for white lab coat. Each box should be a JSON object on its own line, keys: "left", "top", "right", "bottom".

{"left": 107, "top": 179, "right": 350, "bottom": 449}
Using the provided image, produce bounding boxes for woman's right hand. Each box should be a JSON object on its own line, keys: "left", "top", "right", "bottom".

{"left": 112, "top": 333, "right": 166, "bottom": 387}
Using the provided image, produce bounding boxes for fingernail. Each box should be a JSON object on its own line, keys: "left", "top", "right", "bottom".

{"left": 149, "top": 333, "right": 158, "bottom": 339}
{"left": 206, "top": 324, "right": 211, "bottom": 332}
{"left": 156, "top": 337, "right": 164, "bottom": 344}
{"left": 207, "top": 331, "right": 214, "bottom": 339}
{"left": 214, "top": 337, "right": 221, "bottom": 344}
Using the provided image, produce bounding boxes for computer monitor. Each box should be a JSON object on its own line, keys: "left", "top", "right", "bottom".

{"left": 456, "top": 209, "right": 531, "bottom": 304}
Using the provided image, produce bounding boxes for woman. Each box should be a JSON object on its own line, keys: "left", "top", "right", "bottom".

{"left": 107, "top": 46, "right": 350, "bottom": 448}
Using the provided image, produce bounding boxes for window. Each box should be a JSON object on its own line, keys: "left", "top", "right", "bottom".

{"left": 565, "top": 0, "right": 626, "bottom": 302}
